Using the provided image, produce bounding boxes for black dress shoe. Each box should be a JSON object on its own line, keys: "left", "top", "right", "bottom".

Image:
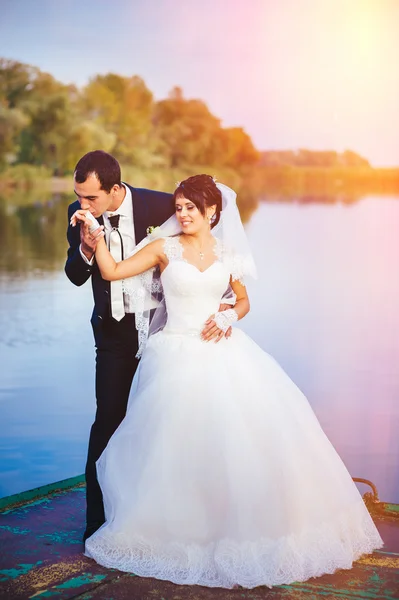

{"left": 83, "top": 522, "right": 103, "bottom": 543}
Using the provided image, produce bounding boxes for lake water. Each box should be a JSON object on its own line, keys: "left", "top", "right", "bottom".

{"left": 0, "top": 192, "right": 398, "bottom": 502}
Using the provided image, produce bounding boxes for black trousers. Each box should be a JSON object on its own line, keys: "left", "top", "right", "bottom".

{"left": 85, "top": 313, "right": 139, "bottom": 529}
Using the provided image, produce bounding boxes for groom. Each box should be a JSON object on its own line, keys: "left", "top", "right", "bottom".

{"left": 65, "top": 151, "right": 175, "bottom": 541}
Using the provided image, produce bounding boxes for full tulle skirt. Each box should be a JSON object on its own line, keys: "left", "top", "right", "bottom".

{"left": 85, "top": 328, "right": 383, "bottom": 588}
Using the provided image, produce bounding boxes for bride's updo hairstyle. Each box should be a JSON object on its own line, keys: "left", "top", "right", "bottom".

{"left": 174, "top": 174, "right": 222, "bottom": 229}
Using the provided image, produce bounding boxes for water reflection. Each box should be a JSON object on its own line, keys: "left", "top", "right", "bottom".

{"left": 0, "top": 192, "right": 74, "bottom": 276}
{"left": 0, "top": 191, "right": 398, "bottom": 502}
{"left": 0, "top": 188, "right": 366, "bottom": 277}
{"left": 0, "top": 184, "right": 390, "bottom": 277}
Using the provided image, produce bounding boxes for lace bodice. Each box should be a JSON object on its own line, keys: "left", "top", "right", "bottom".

{"left": 161, "top": 237, "right": 230, "bottom": 334}
{"left": 122, "top": 235, "right": 238, "bottom": 356}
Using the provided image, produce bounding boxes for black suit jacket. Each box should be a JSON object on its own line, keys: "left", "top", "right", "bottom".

{"left": 65, "top": 183, "right": 174, "bottom": 326}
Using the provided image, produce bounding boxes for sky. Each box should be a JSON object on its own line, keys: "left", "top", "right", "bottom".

{"left": 1, "top": 0, "right": 398, "bottom": 166}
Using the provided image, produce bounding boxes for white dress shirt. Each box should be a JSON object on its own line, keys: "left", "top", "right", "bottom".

{"left": 80, "top": 184, "right": 136, "bottom": 313}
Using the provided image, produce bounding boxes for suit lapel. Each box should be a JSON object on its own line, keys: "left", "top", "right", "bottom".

{"left": 126, "top": 183, "right": 149, "bottom": 244}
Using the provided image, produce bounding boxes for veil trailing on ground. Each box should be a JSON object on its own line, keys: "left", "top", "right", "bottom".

{"left": 122, "top": 182, "right": 257, "bottom": 357}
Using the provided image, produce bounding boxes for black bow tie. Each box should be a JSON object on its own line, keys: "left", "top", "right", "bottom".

{"left": 109, "top": 214, "right": 120, "bottom": 229}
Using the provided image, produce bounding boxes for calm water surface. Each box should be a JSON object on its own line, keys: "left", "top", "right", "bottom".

{"left": 0, "top": 193, "right": 398, "bottom": 501}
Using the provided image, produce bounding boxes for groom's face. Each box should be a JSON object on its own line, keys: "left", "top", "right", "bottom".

{"left": 74, "top": 173, "right": 114, "bottom": 218}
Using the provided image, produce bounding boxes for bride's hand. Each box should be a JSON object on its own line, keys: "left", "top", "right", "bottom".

{"left": 201, "top": 304, "right": 233, "bottom": 343}
{"left": 70, "top": 209, "right": 105, "bottom": 259}
{"left": 70, "top": 209, "right": 103, "bottom": 232}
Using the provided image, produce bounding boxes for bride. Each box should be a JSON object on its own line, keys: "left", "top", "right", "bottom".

{"left": 71, "top": 174, "right": 382, "bottom": 589}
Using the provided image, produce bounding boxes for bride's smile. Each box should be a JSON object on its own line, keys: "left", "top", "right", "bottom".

{"left": 175, "top": 198, "right": 209, "bottom": 233}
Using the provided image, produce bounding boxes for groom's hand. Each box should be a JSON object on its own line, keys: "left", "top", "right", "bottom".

{"left": 80, "top": 222, "right": 103, "bottom": 261}
{"left": 71, "top": 210, "right": 104, "bottom": 261}
{"left": 201, "top": 304, "right": 233, "bottom": 343}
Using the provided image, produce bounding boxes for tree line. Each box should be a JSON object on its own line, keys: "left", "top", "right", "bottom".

{"left": 0, "top": 58, "right": 259, "bottom": 175}
{"left": 1, "top": 58, "right": 379, "bottom": 179}
{"left": 260, "top": 149, "right": 370, "bottom": 168}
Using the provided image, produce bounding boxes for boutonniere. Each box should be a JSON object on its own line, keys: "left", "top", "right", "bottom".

{"left": 146, "top": 225, "right": 162, "bottom": 239}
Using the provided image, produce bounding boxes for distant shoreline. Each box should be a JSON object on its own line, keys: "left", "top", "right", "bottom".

{"left": 1, "top": 164, "right": 398, "bottom": 199}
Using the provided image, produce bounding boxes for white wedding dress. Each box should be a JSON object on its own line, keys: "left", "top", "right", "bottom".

{"left": 85, "top": 236, "right": 383, "bottom": 589}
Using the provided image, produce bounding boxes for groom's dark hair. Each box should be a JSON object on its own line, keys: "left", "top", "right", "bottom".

{"left": 74, "top": 151, "right": 122, "bottom": 193}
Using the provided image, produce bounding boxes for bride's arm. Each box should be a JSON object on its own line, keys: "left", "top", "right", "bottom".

{"left": 202, "top": 278, "right": 249, "bottom": 342}
{"left": 229, "top": 277, "right": 250, "bottom": 320}
{"left": 70, "top": 210, "right": 166, "bottom": 280}
{"left": 95, "top": 236, "right": 165, "bottom": 281}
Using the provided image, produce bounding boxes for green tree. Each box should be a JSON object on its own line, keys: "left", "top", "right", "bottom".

{"left": 0, "top": 58, "right": 38, "bottom": 109}
{"left": 0, "top": 59, "right": 36, "bottom": 169}
{"left": 81, "top": 74, "right": 153, "bottom": 164}
{"left": 216, "top": 127, "right": 259, "bottom": 169}
{"left": 0, "top": 103, "right": 29, "bottom": 167}
{"left": 60, "top": 121, "right": 116, "bottom": 172}
{"left": 153, "top": 87, "right": 223, "bottom": 168}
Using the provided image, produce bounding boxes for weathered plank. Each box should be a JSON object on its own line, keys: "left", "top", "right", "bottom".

{"left": 1, "top": 479, "right": 398, "bottom": 600}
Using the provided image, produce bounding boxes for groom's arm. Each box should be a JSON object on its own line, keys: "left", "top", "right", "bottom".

{"left": 65, "top": 201, "right": 94, "bottom": 286}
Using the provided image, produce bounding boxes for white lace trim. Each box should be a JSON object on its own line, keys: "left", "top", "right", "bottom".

{"left": 229, "top": 255, "right": 248, "bottom": 285}
{"left": 85, "top": 500, "right": 383, "bottom": 589}
{"left": 121, "top": 236, "right": 164, "bottom": 358}
{"left": 163, "top": 236, "right": 184, "bottom": 261}
{"left": 162, "top": 235, "right": 245, "bottom": 284}
{"left": 163, "top": 236, "right": 223, "bottom": 267}
{"left": 213, "top": 237, "right": 223, "bottom": 262}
